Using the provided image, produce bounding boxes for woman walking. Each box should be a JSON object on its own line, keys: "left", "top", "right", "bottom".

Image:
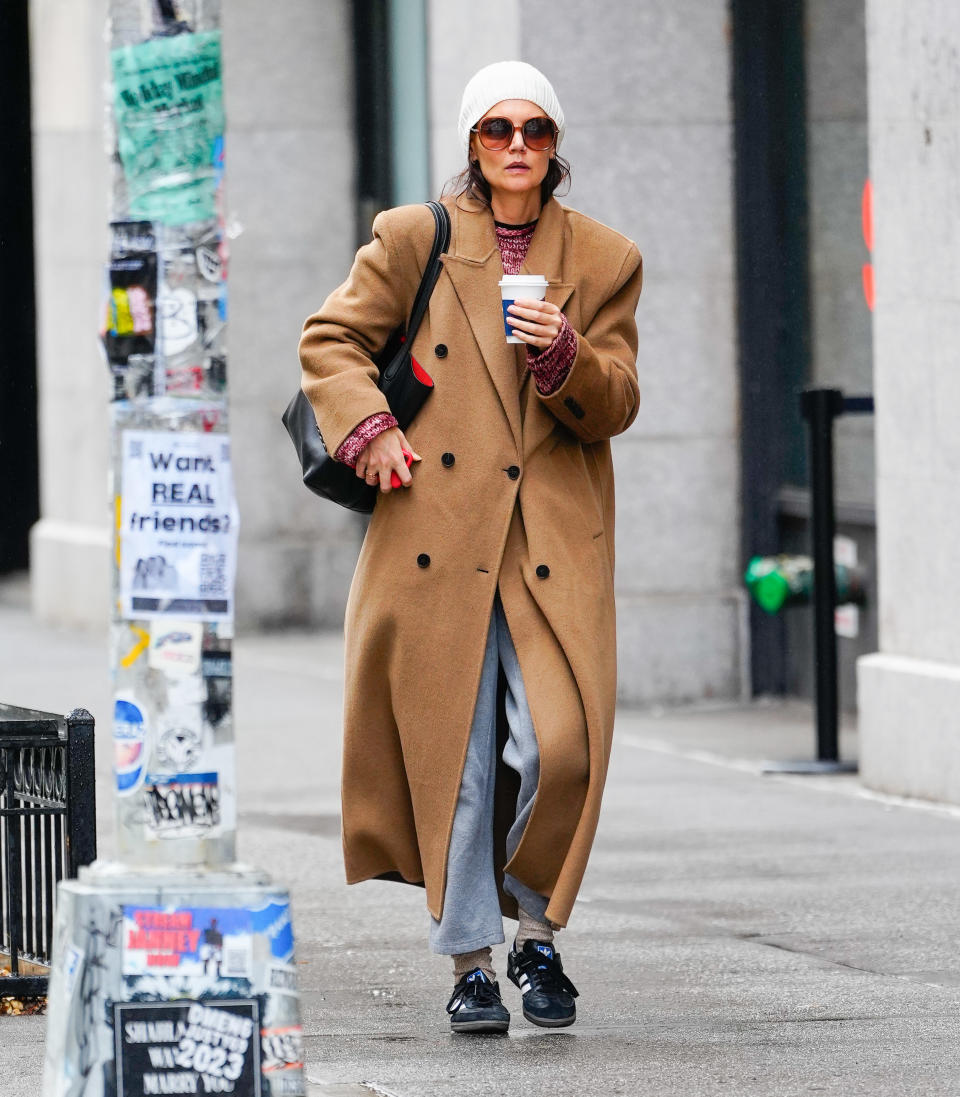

{"left": 299, "top": 61, "right": 642, "bottom": 1033}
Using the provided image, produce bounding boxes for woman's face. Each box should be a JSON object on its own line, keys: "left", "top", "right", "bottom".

{"left": 470, "top": 99, "right": 555, "bottom": 203}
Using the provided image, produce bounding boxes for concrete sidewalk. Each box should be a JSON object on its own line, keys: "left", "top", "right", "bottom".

{"left": 3, "top": 577, "right": 960, "bottom": 1096}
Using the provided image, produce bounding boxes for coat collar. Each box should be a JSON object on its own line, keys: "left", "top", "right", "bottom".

{"left": 442, "top": 196, "right": 574, "bottom": 453}
{"left": 447, "top": 194, "right": 571, "bottom": 284}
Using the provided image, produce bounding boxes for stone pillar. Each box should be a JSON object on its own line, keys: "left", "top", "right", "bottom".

{"left": 29, "top": 0, "right": 112, "bottom": 628}
{"left": 857, "top": 2, "right": 960, "bottom": 801}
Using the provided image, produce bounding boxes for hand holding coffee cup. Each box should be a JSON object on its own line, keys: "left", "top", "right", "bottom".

{"left": 499, "top": 275, "right": 560, "bottom": 346}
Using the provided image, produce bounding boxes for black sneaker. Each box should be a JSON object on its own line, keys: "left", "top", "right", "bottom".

{"left": 446, "top": 968, "right": 510, "bottom": 1033}
{"left": 507, "top": 940, "right": 579, "bottom": 1027}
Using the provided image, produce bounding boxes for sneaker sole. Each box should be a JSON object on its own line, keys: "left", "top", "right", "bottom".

{"left": 450, "top": 1018, "right": 510, "bottom": 1034}
{"left": 522, "top": 1007, "right": 576, "bottom": 1028}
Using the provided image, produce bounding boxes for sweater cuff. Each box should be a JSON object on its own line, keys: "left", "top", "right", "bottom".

{"left": 527, "top": 316, "right": 577, "bottom": 395}
{"left": 334, "top": 412, "right": 399, "bottom": 467}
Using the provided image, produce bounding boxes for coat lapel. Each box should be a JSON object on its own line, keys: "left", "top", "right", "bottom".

{"left": 443, "top": 198, "right": 523, "bottom": 453}
{"left": 521, "top": 197, "right": 574, "bottom": 312}
{"left": 442, "top": 197, "right": 576, "bottom": 458}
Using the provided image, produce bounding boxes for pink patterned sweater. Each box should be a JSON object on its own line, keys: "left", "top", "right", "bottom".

{"left": 335, "top": 219, "right": 576, "bottom": 467}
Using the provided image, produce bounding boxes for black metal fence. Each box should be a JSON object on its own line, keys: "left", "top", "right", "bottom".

{"left": 0, "top": 705, "right": 97, "bottom": 997}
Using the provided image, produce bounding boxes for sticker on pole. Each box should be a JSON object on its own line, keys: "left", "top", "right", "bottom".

{"left": 260, "top": 1024, "right": 305, "bottom": 1095}
{"left": 119, "top": 430, "right": 238, "bottom": 621}
{"left": 122, "top": 905, "right": 253, "bottom": 979}
{"left": 143, "top": 771, "right": 221, "bottom": 837}
{"left": 149, "top": 621, "right": 203, "bottom": 675}
{"left": 251, "top": 899, "right": 294, "bottom": 965}
{"left": 114, "top": 696, "right": 148, "bottom": 795}
{"left": 114, "top": 998, "right": 261, "bottom": 1097}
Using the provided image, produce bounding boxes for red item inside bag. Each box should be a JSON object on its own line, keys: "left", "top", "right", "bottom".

{"left": 411, "top": 356, "right": 433, "bottom": 386}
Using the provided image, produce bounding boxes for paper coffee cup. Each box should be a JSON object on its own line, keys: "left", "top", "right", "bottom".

{"left": 499, "top": 275, "right": 549, "bottom": 344}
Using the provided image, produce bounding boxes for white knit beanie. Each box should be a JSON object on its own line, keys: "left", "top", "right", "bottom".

{"left": 458, "top": 61, "right": 565, "bottom": 160}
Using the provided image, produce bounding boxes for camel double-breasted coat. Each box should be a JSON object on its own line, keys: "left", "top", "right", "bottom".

{"left": 298, "top": 194, "right": 642, "bottom": 928}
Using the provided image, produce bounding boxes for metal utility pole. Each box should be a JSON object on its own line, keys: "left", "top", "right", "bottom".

{"left": 43, "top": 4, "right": 305, "bottom": 1094}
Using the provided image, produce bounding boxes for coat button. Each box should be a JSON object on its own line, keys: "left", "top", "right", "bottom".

{"left": 506, "top": 465, "right": 520, "bottom": 480}
{"left": 536, "top": 564, "right": 550, "bottom": 579}
{"left": 417, "top": 553, "right": 431, "bottom": 569}
{"left": 441, "top": 452, "right": 455, "bottom": 467}
{"left": 435, "top": 344, "right": 448, "bottom": 358}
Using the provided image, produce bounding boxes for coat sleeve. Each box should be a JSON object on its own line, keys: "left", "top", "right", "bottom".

{"left": 298, "top": 210, "right": 420, "bottom": 458}
{"left": 537, "top": 243, "right": 643, "bottom": 443}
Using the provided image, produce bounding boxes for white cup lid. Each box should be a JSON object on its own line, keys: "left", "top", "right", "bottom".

{"left": 498, "top": 275, "right": 549, "bottom": 285}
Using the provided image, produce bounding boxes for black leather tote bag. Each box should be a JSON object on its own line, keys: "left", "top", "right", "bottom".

{"left": 282, "top": 200, "right": 450, "bottom": 514}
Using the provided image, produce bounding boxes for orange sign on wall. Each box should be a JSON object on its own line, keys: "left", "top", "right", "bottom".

{"left": 862, "top": 178, "right": 874, "bottom": 311}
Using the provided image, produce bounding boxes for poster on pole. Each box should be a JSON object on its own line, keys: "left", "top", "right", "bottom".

{"left": 120, "top": 430, "right": 238, "bottom": 621}
{"left": 114, "top": 999, "right": 261, "bottom": 1097}
{"left": 121, "top": 904, "right": 253, "bottom": 980}
{"left": 111, "top": 31, "right": 224, "bottom": 226}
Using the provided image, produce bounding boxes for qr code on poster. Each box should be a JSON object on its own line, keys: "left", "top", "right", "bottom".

{"left": 223, "top": 946, "right": 252, "bottom": 978}
{"left": 200, "top": 553, "right": 227, "bottom": 596}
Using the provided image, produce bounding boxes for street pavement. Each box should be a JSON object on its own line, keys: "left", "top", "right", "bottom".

{"left": 3, "top": 573, "right": 960, "bottom": 1096}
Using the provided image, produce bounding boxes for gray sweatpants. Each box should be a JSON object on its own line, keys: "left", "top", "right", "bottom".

{"left": 429, "top": 592, "right": 548, "bottom": 955}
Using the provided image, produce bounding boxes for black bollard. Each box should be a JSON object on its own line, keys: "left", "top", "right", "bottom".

{"left": 806, "top": 388, "right": 844, "bottom": 763}
{"left": 762, "top": 388, "right": 872, "bottom": 775}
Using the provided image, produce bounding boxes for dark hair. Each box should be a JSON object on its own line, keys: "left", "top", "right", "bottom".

{"left": 443, "top": 151, "right": 571, "bottom": 208}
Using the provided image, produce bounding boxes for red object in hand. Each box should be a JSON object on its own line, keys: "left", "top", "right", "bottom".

{"left": 390, "top": 449, "right": 415, "bottom": 489}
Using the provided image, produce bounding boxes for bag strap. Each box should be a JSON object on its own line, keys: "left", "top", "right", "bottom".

{"left": 405, "top": 200, "right": 451, "bottom": 344}
{"left": 380, "top": 201, "right": 450, "bottom": 384}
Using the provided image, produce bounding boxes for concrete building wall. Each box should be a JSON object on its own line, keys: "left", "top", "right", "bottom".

{"left": 222, "top": 0, "right": 360, "bottom": 628}
{"left": 858, "top": 1, "right": 960, "bottom": 800}
{"left": 427, "top": 0, "right": 520, "bottom": 191}
{"left": 521, "top": 1, "right": 746, "bottom": 704}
